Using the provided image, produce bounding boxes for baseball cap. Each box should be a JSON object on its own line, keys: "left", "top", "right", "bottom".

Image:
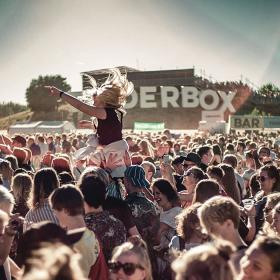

{"left": 184, "top": 152, "right": 201, "bottom": 165}
{"left": 124, "top": 165, "right": 150, "bottom": 188}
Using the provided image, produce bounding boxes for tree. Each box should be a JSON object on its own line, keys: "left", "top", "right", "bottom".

{"left": 258, "top": 83, "right": 280, "bottom": 97}
{"left": 25, "top": 75, "right": 71, "bottom": 112}
{"left": 0, "top": 102, "right": 27, "bottom": 118}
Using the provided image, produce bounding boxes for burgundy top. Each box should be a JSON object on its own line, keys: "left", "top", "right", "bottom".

{"left": 97, "top": 108, "right": 123, "bottom": 145}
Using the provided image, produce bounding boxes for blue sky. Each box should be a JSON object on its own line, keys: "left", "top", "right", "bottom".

{"left": 0, "top": 0, "right": 279, "bottom": 104}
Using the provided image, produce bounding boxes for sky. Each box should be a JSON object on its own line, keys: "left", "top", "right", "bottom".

{"left": 0, "top": 0, "right": 280, "bottom": 104}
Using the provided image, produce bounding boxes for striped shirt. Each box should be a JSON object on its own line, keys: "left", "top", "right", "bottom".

{"left": 24, "top": 201, "right": 59, "bottom": 231}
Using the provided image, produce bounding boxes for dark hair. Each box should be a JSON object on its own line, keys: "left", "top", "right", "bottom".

{"left": 59, "top": 171, "right": 75, "bottom": 185}
{"left": 193, "top": 179, "right": 221, "bottom": 204}
{"left": 226, "top": 143, "right": 234, "bottom": 151}
{"left": 248, "top": 174, "right": 261, "bottom": 197}
{"left": 78, "top": 176, "right": 106, "bottom": 208}
{"left": 5, "top": 155, "right": 18, "bottom": 171}
{"left": 197, "top": 146, "right": 211, "bottom": 158}
{"left": 212, "top": 144, "right": 222, "bottom": 156}
{"left": 29, "top": 168, "right": 60, "bottom": 208}
{"left": 152, "top": 179, "right": 179, "bottom": 206}
{"left": 207, "top": 166, "right": 224, "bottom": 181}
{"left": 219, "top": 164, "right": 241, "bottom": 205}
{"left": 50, "top": 185, "right": 84, "bottom": 216}
{"left": 237, "top": 141, "right": 246, "bottom": 151}
{"left": 223, "top": 155, "right": 238, "bottom": 169}
{"left": 260, "top": 164, "right": 280, "bottom": 193}
{"left": 186, "top": 167, "right": 208, "bottom": 181}
{"left": 249, "top": 236, "right": 280, "bottom": 273}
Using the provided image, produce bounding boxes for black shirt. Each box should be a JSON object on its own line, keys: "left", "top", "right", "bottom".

{"left": 97, "top": 108, "right": 123, "bottom": 145}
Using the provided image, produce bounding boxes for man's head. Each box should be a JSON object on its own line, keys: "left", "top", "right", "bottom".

{"left": 141, "top": 161, "right": 156, "bottom": 183}
{"left": 223, "top": 154, "right": 238, "bottom": 169}
{"left": 50, "top": 185, "right": 84, "bottom": 227}
{"left": 78, "top": 176, "right": 106, "bottom": 212}
{"left": 198, "top": 196, "right": 240, "bottom": 239}
{"left": 124, "top": 165, "right": 149, "bottom": 193}
{"left": 183, "top": 152, "right": 201, "bottom": 171}
{"left": 172, "top": 156, "right": 185, "bottom": 175}
{"left": 197, "top": 146, "right": 213, "bottom": 165}
{"left": 236, "top": 141, "right": 246, "bottom": 154}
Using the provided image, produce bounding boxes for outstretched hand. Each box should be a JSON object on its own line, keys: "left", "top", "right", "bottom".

{"left": 44, "top": 86, "right": 61, "bottom": 98}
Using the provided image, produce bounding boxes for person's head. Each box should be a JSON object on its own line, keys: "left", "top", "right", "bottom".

{"left": 172, "top": 240, "right": 235, "bottom": 280}
{"left": 223, "top": 154, "right": 238, "bottom": 169}
{"left": 239, "top": 235, "right": 280, "bottom": 280}
{"left": 58, "top": 171, "right": 75, "bottom": 185}
{"left": 50, "top": 185, "right": 84, "bottom": 227}
{"left": 272, "top": 202, "right": 280, "bottom": 236}
{"left": 89, "top": 68, "right": 134, "bottom": 109}
{"left": 218, "top": 163, "right": 241, "bottom": 205}
{"left": 124, "top": 165, "right": 150, "bottom": 193}
{"left": 11, "top": 173, "right": 32, "bottom": 204}
{"left": 4, "top": 154, "right": 18, "bottom": 171}
{"left": 198, "top": 196, "right": 240, "bottom": 239}
{"left": 257, "top": 165, "right": 280, "bottom": 195}
{"left": 176, "top": 203, "right": 204, "bottom": 243}
{"left": 182, "top": 152, "right": 201, "bottom": 171}
{"left": 51, "top": 157, "right": 72, "bottom": 176}
{"left": 139, "top": 140, "right": 154, "bottom": 157}
{"left": 78, "top": 166, "right": 110, "bottom": 187}
{"left": 78, "top": 176, "right": 106, "bottom": 212}
{"left": 249, "top": 174, "right": 261, "bottom": 197}
{"left": 0, "top": 209, "right": 8, "bottom": 243}
{"left": 0, "top": 185, "right": 14, "bottom": 215}
{"left": 182, "top": 167, "right": 207, "bottom": 193}
{"left": 12, "top": 135, "right": 26, "bottom": 148}
{"left": 258, "top": 146, "right": 271, "bottom": 163}
{"left": 29, "top": 168, "right": 60, "bottom": 208}
{"left": 141, "top": 161, "right": 156, "bottom": 183}
{"left": 171, "top": 156, "right": 185, "bottom": 176}
{"left": 0, "top": 159, "right": 13, "bottom": 178}
{"left": 110, "top": 236, "right": 152, "bottom": 280}
{"left": 22, "top": 242, "right": 86, "bottom": 280}
{"left": 207, "top": 166, "right": 224, "bottom": 185}
{"left": 263, "top": 193, "right": 280, "bottom": 224}
{"left": 152, "top": 179, "right": 179, "bottom": 210}
{"left": 236, "top": 141, "right": 246, "bottom": 154}
{"left": 197, "top": 146, "right": 213, "bottom": 165}
{"left": 212, "top": 144, "right": 222, "bottom": 156}
{"left": 225, "top": 143, "right": 235, "bottom": 153}
{"left": 192, "top": 179, "right": 221, "bottom": 204}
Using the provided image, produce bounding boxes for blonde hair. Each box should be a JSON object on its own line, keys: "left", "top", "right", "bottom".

{"left": 198, "top": 196, "right": 240, "bottom": 234}
{"left": 85, "top": 68, "right": 134, "bottom": 109}
{"left": 111, "top": 236, "right": 153, "bottom": 280}
{"left": 172, "top": 240, "right": 235, "bottom": 280}
{"left": 11, "top": 173, "right": 33, "bottom": 203}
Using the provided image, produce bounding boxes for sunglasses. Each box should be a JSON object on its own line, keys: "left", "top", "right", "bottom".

{"left": 108, "top": 261, "right": 144, "bottom": 276}
{"left": 257, "top": 176, "right": 270, "bottom": 182}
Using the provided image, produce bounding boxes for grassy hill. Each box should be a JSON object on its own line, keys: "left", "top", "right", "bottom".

{"left": 0, "top": 110, "right": 33, "bottom": 129}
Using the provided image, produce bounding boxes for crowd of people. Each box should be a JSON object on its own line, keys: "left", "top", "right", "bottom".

{"left": 0, "top": 69, "right": 280, "bottom": 280}
{"left": 0, "top": 129, "right": 280, "bottom": 279}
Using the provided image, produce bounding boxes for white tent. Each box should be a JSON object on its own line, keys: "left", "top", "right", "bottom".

{"left": 8, "top": 121, "right": 76, "bottom": 135}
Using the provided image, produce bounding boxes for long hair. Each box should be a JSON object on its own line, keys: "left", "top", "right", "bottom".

{"left": 84, "top": 68, "right": 134, "bottom": 109}
{"left": 219, "top": 163, "right": 241, "bottom": 205}
{"left": 152, "top": 178, "right": 180, "bottom": 207}
{"left": 29, "top": 168, "right": 59, "bottom": 208}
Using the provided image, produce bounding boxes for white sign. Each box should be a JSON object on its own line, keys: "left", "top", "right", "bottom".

{"left": 125, "top": 86, "right": 236, "bottom": 121}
